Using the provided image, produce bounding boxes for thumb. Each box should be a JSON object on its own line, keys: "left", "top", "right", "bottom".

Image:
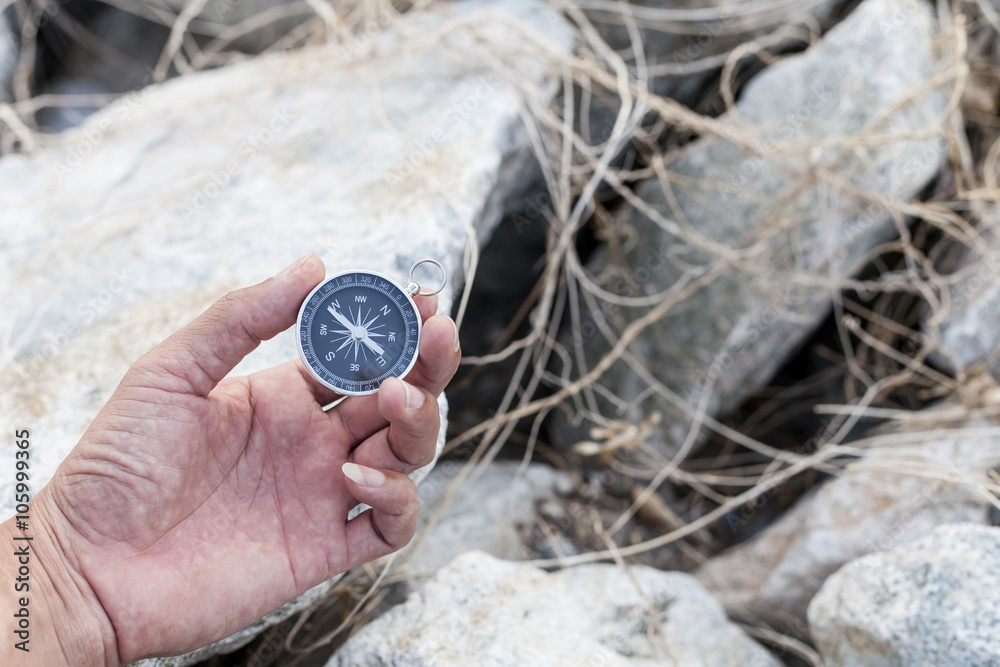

{"left": 131, "top": 254, "right": 325, "bottom": 396}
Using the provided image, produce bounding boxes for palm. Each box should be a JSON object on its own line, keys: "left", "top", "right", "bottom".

{"left": 50, "top": 363, "right": 363, "bottom": 657}
{"left": 36, "top": 256, "right": 459, "bottom": 663}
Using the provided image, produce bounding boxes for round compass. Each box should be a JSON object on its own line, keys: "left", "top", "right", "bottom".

{"left": 296, "top": 260, "right": 445, "bottom": 396}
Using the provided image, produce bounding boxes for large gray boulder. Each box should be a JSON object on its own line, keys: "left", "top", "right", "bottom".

{"left": 940, "top": 278, "right": 1000, "bottom": 376}
{"left": 696, "top": 395, "right": 1000, "bottom": 626}
{"left": 584, "top": 0, "right": 839, "bottom": 116}
{"left": 809, "top": 523, "right": 1000, "bottom": 666}
{"left": 555, "top": 0, "right": 948, "bottom": 457}
{"left": 327, "top": 551, "right": 782, "bottom": 667}
{"left": 934, "top": 218, "right": 1000, "bottom": 379}
{"left": 361, "top": 461, "right": 573, "bottom": 626}
{"left": 0, "top": 0, "right": 571, "bottom": 663}
{"left": 398, "top": 461, "right": 572, "bottom": 577}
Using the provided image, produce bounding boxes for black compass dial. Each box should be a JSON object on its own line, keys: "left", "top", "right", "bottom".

{"left": 296, "top": 270, "right": 421, "bottom": 396}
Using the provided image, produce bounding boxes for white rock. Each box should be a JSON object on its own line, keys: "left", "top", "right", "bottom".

{"left": 0, "top": 0, "right": 571, "bottom": 663}
{"left": 809, "top": 523, "right": 1000, "bottom": 666}
{"left": 363, "top": 461, "right": 573, "bottom": 626}
{"left": 397, "top": 461, "right": 572, "bottom": 577}
{"left": 934, "top": 219, "right": 1000, "bottom": 379}
{"left": 696, "top": 401, "right": 1000, "bottom": 625}
{"left": 555, "top": 0, "right": 948, "bottom": 457}
{"left": 940, "top": 280, "right": 1000, "bottom": 375}
{"left": 327, "top": 551, "right": 782, "bottom": 667}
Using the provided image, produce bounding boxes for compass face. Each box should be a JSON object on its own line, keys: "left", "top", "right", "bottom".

{"left": 296, "top": 269, "right": 421, "bottom": 396}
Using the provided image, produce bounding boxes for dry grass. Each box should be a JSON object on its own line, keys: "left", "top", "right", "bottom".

{"left": 5, "top": 0, "right": 1000, "bottom": 664}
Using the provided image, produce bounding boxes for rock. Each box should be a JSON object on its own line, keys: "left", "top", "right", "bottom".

{"left": 365, "top": 461, "right": 574, "bottom": 623}
{"left": 933, "top": 219, "right": 1000, "bottom": 379}
{"left": 555, "top": 0, "right": 948, "bottom": 457}
{"left": 398, "top": 461, "right": 572, "bottom": 576}
{"left": 0, "top": 8, "right": 16, "bottom": 103}
{"left": 583, "top": 0, "right": 838, "bottom": 123}
{"left": 0, "top": 0, "right": 571, "bottom": 663}
{"left": 696, "top": 396, "right": 1000, "bottom": 627}
{"left": 940, "top": 278, "right": 1000, "bottom": 376}
{"left": 327, "top": 551, "right": 781, "bottom": 667}
{"left": 808, "top": 523, "right": 1000, "bottom": 666}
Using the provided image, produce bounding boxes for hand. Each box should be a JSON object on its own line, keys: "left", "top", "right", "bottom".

{"left": 4, "top": 254, "right": 461, "bottom": 665}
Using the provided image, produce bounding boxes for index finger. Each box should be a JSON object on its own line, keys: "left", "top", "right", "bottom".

{"left": 329, "top": 314, "right": 460, "bottom": 447}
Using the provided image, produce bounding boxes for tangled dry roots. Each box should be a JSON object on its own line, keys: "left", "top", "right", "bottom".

{"left": 4, "top": 0, "right": 1000, "bottom": 664}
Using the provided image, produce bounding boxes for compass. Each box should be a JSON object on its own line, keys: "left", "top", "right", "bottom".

{"left": 296, "top": 259, "right": 446, "bottom": 396}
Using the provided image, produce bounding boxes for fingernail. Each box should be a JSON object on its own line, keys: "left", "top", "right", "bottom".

{"left": 403, "top": 381, "right": 425, "bottom": 409}
{"left": 451, "top": 319, "right": 461, "bottom": 352}
{"left": 342, "top": 462, "right": 385, "bottom": 487}
{"left": 276, "top": 253, "right": 317, "bottom": 279}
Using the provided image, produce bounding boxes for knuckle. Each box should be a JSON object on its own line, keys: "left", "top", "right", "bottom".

{"left": 396, "top": 494, "right": 419, "bottom": 545}
{"left": 382, "top": 485, "right": 418, "bottom": 549}
{"left": 412, "top": 441, "right": 437, "bottom": 468}
{"left": 213, "top": 288, "right": 248, "bottom": 318}
{"left": 412, "top": 409, "right": 440, "bottom": 441}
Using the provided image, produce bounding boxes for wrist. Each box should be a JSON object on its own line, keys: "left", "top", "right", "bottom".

{"left": 0, "top": 491, "right": 119, "bottom": 666}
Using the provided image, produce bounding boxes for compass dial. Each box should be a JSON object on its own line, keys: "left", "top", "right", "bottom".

{"left": 296, "top": 269, "right": 421, "bottom": 396}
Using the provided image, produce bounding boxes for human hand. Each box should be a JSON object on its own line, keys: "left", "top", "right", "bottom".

{"left": 4, "top": 254, "right": 460, "bottom": 664}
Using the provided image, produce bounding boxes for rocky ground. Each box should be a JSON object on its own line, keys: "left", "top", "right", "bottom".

{"left": 2, "top": 0, "right": 1000, "bottom": 665}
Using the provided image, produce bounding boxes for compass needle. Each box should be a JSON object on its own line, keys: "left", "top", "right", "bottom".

{"left": 327, "top": 306, "right": 356, "bottom": 332}
{"left": 361, "top": 336, "right": 386, "bottom": 356}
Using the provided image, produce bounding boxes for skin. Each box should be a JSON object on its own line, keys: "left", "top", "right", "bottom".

{"left": 0, "top": 254, "right": 461, "bottom": 665}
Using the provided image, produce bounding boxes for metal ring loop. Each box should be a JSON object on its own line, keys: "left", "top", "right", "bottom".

{"left": 408, "top": 258, "right": 447, "bottom": 297}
